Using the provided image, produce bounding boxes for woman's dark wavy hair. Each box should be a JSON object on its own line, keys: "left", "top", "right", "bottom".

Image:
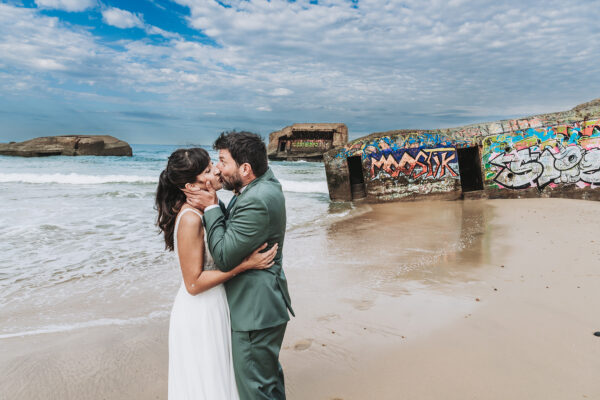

{"left": 155, "top": 148, "right": 210, "bottom": 251}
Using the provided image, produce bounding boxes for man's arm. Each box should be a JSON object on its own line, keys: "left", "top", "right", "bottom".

{"left": 203, "top": 196, "right": 269, "bottom": 272}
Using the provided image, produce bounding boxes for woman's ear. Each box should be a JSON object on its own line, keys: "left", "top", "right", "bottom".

{"left": 184, "top": 182, "right": 194, "bottom": 190}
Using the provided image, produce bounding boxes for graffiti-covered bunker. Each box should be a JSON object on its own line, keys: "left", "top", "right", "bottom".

{"left": 267, "top": 123, "right": 348, "bottom": 161}
{"left": 324, "top": 98, "right": 600, "bottom": 202}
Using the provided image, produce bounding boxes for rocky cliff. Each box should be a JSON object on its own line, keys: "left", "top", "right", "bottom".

{"left": 0, "top": 135, "right": 132, "bottom": 157}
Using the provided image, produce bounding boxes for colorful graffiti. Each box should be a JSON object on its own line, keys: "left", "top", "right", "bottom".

{"left": 369, "top": 148, "right": 458, "bottom": 180}
{"left": 333, "top": 132, "right": 470, "bottom": 160}
{"left": 483, "top": 120, "right": 600, "bottom": 190}
{"left": 291, "top": 139, "right": 329, "bottom": 148}
{"left": 362, "top": 135, "right": 462, "bottom": 181}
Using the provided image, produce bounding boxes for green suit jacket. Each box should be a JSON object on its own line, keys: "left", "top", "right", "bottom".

{"left": 204, "top": 168, "right": 294, "bottom": 332}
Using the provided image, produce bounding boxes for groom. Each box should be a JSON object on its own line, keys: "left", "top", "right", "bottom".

{"left": 184, "top": 131, "right": 294, "bottom": 400}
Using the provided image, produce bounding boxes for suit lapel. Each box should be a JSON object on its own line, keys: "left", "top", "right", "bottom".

{"left": 228, "top": 168, "right": 274, "bottom": 218}
{"left": 226, "top": 195, "right": 237, "bottom": 215}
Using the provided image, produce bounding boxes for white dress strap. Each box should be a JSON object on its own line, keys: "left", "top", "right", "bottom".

{"left": 179, "top": 207, "right": 203, "bottom": 219}
{"left": 173, "top": 207, "right": 218, "bottom": 271}
{"left": 174, "top": 208, "right": 204, "bottom": 257}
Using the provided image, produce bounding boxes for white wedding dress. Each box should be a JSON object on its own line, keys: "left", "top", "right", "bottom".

{"left": 168, "top": 208, "right": 240, "bottom": 400}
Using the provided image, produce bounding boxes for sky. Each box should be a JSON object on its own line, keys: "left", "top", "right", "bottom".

{"left": 0, "top": 0, "right": 599, "bottom": 145}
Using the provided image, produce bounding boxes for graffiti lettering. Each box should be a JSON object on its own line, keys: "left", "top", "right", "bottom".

{"left": 483, "top": 120, "right": 600, "bottom": 190}
{"left": 333, "top": 133, "right": 471, "bottom": 161}
{"left": 290, "top": 139, "right": 329, "bottom": 149}
{"left": 489, "top": 145, "right": 600, "bottom": 189}
{"left": 368, "top": 148, "right": 458, "bottom": 180}
{"left": 437, "top": 151, "right": 459, "bottom": 179}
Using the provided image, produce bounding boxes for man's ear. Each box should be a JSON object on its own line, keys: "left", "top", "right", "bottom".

{"left": 240, "top": 163, "right": 252, "bottom": 177}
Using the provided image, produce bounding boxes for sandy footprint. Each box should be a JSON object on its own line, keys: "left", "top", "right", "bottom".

{"left": 343, "top": 297, "right": 374, "bottom": 311}
{"left": 317, "top": 313, "right": 340, "bottom": 322}
{"left": 293, "top": 339, "right": 313, "bottom": 351}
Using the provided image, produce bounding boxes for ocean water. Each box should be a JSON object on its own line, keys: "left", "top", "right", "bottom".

{"left": 0, "top": 144, "right": 340, "bottom": 339}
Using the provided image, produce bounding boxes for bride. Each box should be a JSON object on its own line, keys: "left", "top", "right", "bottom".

{"left": 155, "top": 148, "right": 277, "bottom": 400}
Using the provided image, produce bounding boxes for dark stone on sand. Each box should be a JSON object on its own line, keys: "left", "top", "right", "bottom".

{"left": 594, "top": 331, "right": 600, "bottom": 337}
{"left": 0, "top": 135, "right": 132, "bottom": 157}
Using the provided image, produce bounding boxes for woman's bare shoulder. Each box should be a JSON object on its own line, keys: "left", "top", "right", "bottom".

{"left": 177, "top": 206, "right": 204, "bottom": 229}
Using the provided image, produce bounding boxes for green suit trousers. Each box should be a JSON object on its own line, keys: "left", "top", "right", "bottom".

{"left": 231, "top": 323, "right": 287, "bottom": 400}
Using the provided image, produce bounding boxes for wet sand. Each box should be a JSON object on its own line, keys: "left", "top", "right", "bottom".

{"left": 2, "top": 198, "right": 600, "bottom": 399}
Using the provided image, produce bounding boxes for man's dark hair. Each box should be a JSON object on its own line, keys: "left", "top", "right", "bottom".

{"left": 213, "top": 131, "right": 268, "bottom": 177}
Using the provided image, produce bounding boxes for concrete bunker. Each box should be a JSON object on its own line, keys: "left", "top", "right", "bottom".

{"left": 324, "top": 98, "right": 600, "bottom": 203}
{"left": 268, "top": 123, "right": 348, "bottom": 161}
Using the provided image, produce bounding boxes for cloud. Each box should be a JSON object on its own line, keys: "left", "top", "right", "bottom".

{"left": 1, "top": 1, "right": 600, "bottom": 144}
{"left": 270, "top": 88, "right": 293, "bottom": 96}
{"left": 101, "top": 7, "right": 144, "bottom": 29}
{"left": 35, "top": 0, "right": 95, "bottom": 12}
{"left": 118, "top": 111, "right": 178, "bottom": 120}
{"left": 170, "top": 0, "right": 600, "bottom": 126}
{"left": 0, "top": 4, "right": 107, "bottom": 75}
{"left": 100, "top": 7, "right": 180, "bottom": 38}
{"left": 145, "top": 25, "right": 181, "bottom": 39}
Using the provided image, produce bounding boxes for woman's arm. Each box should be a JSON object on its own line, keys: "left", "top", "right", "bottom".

{"left": 176, "top": 211, "right": 277, "bottom": 296}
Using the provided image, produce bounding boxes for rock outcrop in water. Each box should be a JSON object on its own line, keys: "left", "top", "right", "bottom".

{"left": 0, "top": 135, "right": 132, "bottom": 157}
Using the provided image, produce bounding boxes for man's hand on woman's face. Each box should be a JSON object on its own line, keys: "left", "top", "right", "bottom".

{"left": 182, "top": 181, "right": 218, "bottom": 211}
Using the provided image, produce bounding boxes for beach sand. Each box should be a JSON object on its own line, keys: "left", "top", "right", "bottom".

{"left": 1, "top": 198, "right": 600, "bottom": 399}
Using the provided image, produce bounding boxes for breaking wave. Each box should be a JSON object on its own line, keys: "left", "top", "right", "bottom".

{"left": 0, "top": 173, "right": 157, "bottom": 185}
{"left": 279, "top": 179, "right": 328, "bottom": 194}
{"left": 0, "top": 310, "right": 170, "bottom": 339}
{"left": 0, "top": 174, "right": 328, "bottom": 193}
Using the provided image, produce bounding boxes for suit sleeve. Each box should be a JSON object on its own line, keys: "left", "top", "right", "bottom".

{"left": 203, "top": 196, "right": 269, "bottom": 272}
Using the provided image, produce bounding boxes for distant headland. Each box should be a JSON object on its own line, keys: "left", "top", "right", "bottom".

{"left": 0, "top": 135, "right": 132, "bottom": 157}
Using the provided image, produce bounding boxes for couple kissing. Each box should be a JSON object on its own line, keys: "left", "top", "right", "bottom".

{"left": 155, "top": 131, "right": 294, "bottom": 400}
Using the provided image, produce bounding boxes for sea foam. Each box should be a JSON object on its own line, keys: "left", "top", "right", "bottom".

{"left": 0, "top": 173, "right": 157, "bottom": 184}
{"left": 0, "top": 310, "right": 170, "bottom": 339}
{"left": 279, "top": 179, "right": 328, "bottom": 194}
{"left": 0, "top": 173, "right": 329, "bottom": 193}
